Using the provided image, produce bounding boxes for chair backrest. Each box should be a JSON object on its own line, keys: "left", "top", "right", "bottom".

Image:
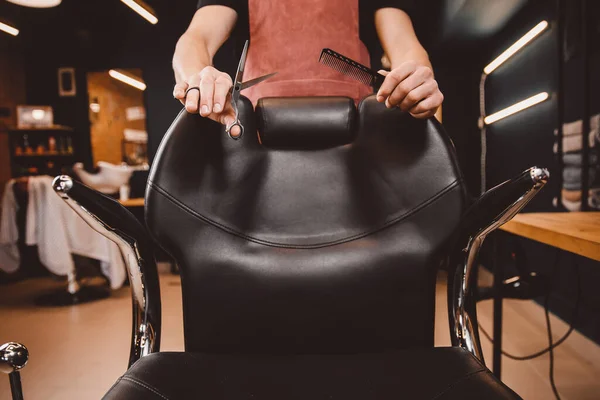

{"left": 146, "top": 95, "right": 468, "bottom": 355}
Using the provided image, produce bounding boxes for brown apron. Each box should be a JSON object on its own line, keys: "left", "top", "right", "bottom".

{"left": 243, "top": 0, "right": 373, "bottom": 105}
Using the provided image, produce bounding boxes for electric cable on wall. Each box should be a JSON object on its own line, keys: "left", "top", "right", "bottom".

{"left": 479, "top": 72, "right": 488, "bottom": 195}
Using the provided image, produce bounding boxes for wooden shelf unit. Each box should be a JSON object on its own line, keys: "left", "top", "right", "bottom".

{"left": 8, "top": 125, "right": 76, "bottom": 178}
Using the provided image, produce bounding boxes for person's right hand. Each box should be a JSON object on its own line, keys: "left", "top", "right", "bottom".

{"left": 173, "top": 66, "right": 242, "bottom": 138}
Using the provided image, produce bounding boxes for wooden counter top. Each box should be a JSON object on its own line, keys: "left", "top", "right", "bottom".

{"left": 500, "top": 212, "right": 600, "bottom": 262}
{"left": 119, "top": 198, "right": 144, "bottom": 207}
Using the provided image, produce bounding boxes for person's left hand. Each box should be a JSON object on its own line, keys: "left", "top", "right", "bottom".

{"left": 376, "top": 61, "right": 443, "bottom": 119}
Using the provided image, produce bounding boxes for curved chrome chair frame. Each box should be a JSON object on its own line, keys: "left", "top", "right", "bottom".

{"left": 53, "top": 176, "right": 161, "bottom": 367}
{"left": 450, "top": 167, "right": 549, "bottom": 360}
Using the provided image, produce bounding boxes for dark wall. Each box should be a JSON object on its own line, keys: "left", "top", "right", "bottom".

{"left": 476, "top": 0, "right": 600, "bottom": 344}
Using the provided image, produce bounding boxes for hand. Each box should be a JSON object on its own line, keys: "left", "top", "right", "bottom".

{"left": 173, "top": 66, "right": 242, "bottom": 138}
{"left": 376, "top": 61, "right": 443, "bottom": 119}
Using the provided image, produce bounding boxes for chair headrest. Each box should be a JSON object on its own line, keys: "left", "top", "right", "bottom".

{"left": 255, "top": 97, "right": 356, "bottom": 149}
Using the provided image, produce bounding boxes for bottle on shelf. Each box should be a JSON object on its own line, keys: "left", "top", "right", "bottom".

{"left": 58, "top": 136, "right": 66, "bottom": 153}
{"left": 48, "top": 136, "right": 56, "bottom": 153}
{"left": 23, "top": 134, "right": 33, "bottom": 154}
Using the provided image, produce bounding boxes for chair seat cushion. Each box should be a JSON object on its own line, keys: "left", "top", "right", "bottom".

{"left": 103, "top": 347, "right": 520, "bottom": 400}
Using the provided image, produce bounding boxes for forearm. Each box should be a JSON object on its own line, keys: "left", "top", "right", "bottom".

{"left": 173, "top": 34, "right": 213, "bottom": 84}
{"left": 375, "top": 9, "right": 432, "bottom": 71}
{"left": 375, "top": 8, "right": 443, "bottom": 121}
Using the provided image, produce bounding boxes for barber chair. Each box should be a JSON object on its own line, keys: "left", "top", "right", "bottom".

{"left": 3, "top": 95, "right": 548, "bottom": 399}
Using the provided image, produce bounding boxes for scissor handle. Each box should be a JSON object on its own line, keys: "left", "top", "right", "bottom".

{"left": 226, "top": 120, "right": 244, "bottom": 140}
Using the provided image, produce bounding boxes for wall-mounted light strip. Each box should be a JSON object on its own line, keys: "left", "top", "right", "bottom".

{"left": 484, "top": 92, "right": 549, "bottom": 125}
{"left": 109, "top": 69, "right": 147, "bottom": 91}
{"left": 0, "top": 21, "right": 19, "bottom": 36}
{"left": 484, "top": 20, "right": 549, "bottom": 74}
{"left": 120, "top": 0, "right": 158, "bottom": 25}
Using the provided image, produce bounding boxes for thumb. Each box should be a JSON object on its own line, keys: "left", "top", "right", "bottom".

{"left": 216, "top": 106, "right": 242, "bottom": 138}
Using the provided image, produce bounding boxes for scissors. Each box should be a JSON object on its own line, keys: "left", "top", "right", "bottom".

{"left": 226, "top": 40, "right": 278, "bottom": 140}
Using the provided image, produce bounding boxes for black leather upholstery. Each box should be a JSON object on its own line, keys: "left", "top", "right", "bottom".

{"left": 103, "top": 347, "right": 520, "bottom": 400}
{"left": 146, "top": 95, "right": 468, "bottom": 354}
{"left": 255, "top": 97, "right": 356, "bottom": 149}
{"left": 96, "top": 95, "right": 525, "bottom": 399}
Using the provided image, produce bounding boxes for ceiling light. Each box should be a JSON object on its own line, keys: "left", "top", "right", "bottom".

{"left": 6, "top": 0, "right": 62, "bottom": 8}
{"left": 109, "top": 69, "right": 147, "bottom": 91}
{"left": 484, "top": 92, "right": 549, "bottom": 125}
{"left": 120, "top": 0, "right": 158, "bottom": 25}
{"left": 484, "top": 20, "right": 549, "bottom": 74}
{"left": 0, "top": 21, "right": 19, "bottom": 36}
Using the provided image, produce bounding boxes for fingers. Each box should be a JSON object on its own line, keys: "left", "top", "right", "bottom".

{"left": 409, "top": 92, "right": 443, "bottom": 117}
{"left": 181, "top": 66, "right": 234, "bottom": 119}
{"left": 212, "top": 100, "right": 241, "bottom": 138}
{"left": 410, "top": 109, "right": 437, "bottom": 119}
{"left": 385, "top": 65, "right": 432, "bottom": 109}
{"left": 184, "top": 74, "right": 201, "bottom": 113}
{"left": 376, "top": 61, "right": 417, "bottom": 103}
{"left": 397, "top": 80, "right": 438, "bottom": 112}
{"left": 194, "top": 97, "right": 240, "bottom": 137}
{"left": 376, "top": 61, "right": 443, "bottom": 118}
{"left": 173, "top": 82, "right": 188, "bottom": 105}
{"left": 199, "top": 74, "right": 215, "bottom": 117}
{"left": 213, "top": 76, "right": 232, "bottom": 114}
{"left": 229, "top": 125, "right": 242, "bottom": 138}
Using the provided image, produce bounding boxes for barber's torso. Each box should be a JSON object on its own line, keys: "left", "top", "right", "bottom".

{"left": 243, "top": 0, "right": 373, "bottom": 104}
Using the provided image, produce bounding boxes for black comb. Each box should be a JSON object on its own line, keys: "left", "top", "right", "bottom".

{"left": 319, "top": 48, "right": 385, "bottom": 87}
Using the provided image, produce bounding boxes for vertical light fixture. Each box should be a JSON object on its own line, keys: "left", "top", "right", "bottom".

{"left": 0, "top": 21, "right": 19, "bottom": 36}
{"left": 120, "top": 0, "right": 158, "bottom": 25}
{"left": 479, "top": 20, "right": 550, "bottom": 193}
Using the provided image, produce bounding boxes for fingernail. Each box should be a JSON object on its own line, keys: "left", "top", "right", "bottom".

{"left": 201, "top": 105, "right": 209, "bottom": 115}
{"left": 377, "top": 95, "right": 384, "bottom": 102}
{"left": 213, "top": 103, "right": 222, "bottom": 112}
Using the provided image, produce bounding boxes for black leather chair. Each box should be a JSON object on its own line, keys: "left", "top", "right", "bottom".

{"left": 2, "top": 95, "right": 548, "bottom": 399}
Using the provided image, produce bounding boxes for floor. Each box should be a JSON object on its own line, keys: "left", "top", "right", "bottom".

{"left": 1, "top": 269, "right": 599, "bottom": 400}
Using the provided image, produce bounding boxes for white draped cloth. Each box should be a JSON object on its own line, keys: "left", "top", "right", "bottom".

{"left": 0, "top": 176, "right": 126, "bottom": 289}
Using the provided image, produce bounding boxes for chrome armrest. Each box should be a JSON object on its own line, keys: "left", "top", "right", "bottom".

{"left": 52, "top": 176, "right": 161, "bottom": 368}
{"left": 1, "top": 342, "right": 28, "bottom": 400}
{"left": 449, "top": 167, "right": 549, "bottom": 363}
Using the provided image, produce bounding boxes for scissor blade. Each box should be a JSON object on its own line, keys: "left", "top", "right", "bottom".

{"left": 241, "top": 72, "right": 278, "bottom": 91}
{"left": 234, "top": 40, "right": 250, "bottom": 85}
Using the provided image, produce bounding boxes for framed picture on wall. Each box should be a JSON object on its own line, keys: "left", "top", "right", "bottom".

{"left": 58, "top": 67, "right": 77, "bottom": 97}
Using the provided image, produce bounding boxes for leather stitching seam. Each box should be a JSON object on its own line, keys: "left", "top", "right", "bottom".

{"left": 148, "top": 179, "right": 462, "bottom": 249}
{"left": 429, "top": 369, "right": 486, "bottom": 400}
{"left": 121, "top": 376, "right": 170, "bottom": 400}
{"left": 103, "top": 376, "right": 124, "bottom": 397}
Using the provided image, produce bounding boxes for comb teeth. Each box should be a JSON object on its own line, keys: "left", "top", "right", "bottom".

{"left": 319, "top": 48, "right": 376, "bottom": 86}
